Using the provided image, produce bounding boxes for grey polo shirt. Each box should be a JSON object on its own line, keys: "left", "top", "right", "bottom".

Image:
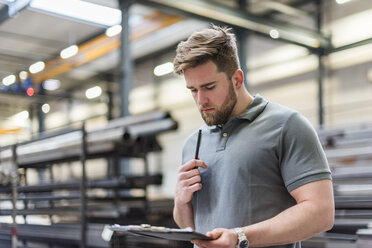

{"left": 182, "top": 95, "right": 331, "bottom": 248}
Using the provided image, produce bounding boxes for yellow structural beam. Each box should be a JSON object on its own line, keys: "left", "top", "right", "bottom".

{"left": 0, "top": 127, "right": 22, "bottom": 135}
{"left": 31, "top": 11, "right": 184, "bottom": 83}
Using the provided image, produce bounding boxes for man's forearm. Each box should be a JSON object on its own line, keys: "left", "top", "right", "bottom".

{"left": 242, "top": 180, "right": 334, "bottom": 247}
{"left": 242, "top": 200, "right": 333, "bottom": 246}
{"left": 173, "top": 202, "right": 195, "bottom": 230}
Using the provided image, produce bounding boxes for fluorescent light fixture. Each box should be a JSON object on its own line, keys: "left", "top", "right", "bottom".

{"left": 106, "top": 25, "right": 122, "bottom": 37}
{"left": 29, "top": 0, "right": 121, "bottom": 26}
{"left": 327, "top": 9, "right": 372, "bottom": 47}
{"left": 41, "top": 103, "right": 50, "bottom": 113}
{"left": 60, "top": 45, "right": 79, "bottom": 59}
{"left": 2, "top": 74, "right": 16, "bottom": 86}
{"left": 85, "top": 86, "right": 102, "bottom": 99}
{"left": 336, "top": 0, "right": 353, "bottom": 4}
{"left": 19, "top": 71, "right": 28, "bottom": 80}
{"left": 29, "top": 61, "right": 45, "bottom": 74}
{"left": 43, "top": 79, "right": 61, "bottom": 91}
{"left": 11, "top": 110, "right": 29, "bottom": 121}
{"left": 154, "top": 62, "right": 174, "bottom": 76}
{"left": 269, "top": 29, "right": 280, "bottom": 39}
{"left": 367, "top": 68, "right": 372, "bottom": 83}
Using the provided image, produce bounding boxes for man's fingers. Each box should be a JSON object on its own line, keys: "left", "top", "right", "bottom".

{"left": 206, "top": 228, "right": 223, "bottom": 239}
{"left": 178, "top": 168, "right": 200, "bottom": 181}
{"left": 188, "top": 182, "right": 202, "bottom": 192}
{"left": 185, "top": 175, "right": 201, "bottom": 186}
{"left": 179, "top": 159, "right": 207, "bottom": 172}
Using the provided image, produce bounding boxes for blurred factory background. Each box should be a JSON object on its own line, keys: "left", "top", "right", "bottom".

{"left": 0, "top": 0, "right": 372, "bottom": 247}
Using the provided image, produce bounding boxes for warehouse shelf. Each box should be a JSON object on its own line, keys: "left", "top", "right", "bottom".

{"left": 303, "top": 124, "right": 372, "bottom": 248}
{"left": 0, "top": 111, "right": 177, "bottom": 168}
{"left": 0, "top": 175, "right": 162, "bottom": 193}
{"left": 0, "top": 110, "right": 179, "bottom": 248}
{"left": 0, "top": 223, "right": 110, "bottom": 248}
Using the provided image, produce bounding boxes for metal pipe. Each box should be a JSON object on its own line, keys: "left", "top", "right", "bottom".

{"left": 0, "top": 111, "right": 177, "bottom": 167}
{"left": 0, "top": 174, "right": 163, "bottom": 193}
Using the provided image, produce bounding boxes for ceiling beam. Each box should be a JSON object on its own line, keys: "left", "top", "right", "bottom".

{"left": 0, "top": 0, "right": 31, "bottom": 24}
{"left": 257, "top": 0, "right": 310, "bottom": 17}
{"left": 136, "top": 0, "right": 331, "bottom": 50}
{"left": 30, "top": 11, "right": 184, "bottom": 83}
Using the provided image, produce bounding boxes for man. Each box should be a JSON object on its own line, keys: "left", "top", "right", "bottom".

{"left": 173, "top": 25, "right": 334, "bottom": 248}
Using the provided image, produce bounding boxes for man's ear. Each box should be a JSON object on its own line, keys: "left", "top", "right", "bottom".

{"left": 232, "top": 69, "right": 244, "bottom": 89}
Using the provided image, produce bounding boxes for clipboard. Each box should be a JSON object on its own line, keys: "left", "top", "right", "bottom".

{"left": 109, "top": 224, "right": 213, "bottom": 241}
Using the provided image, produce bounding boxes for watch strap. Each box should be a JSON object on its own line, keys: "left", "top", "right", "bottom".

{"left": 234, "top": 227, "right": 249, "bottom": 248}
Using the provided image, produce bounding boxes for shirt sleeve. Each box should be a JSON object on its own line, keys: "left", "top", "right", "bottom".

{"left": 279, "top": 112, "right": 332, "bottom": 192}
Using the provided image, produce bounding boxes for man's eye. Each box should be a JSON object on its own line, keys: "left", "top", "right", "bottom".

{"left": 190, "top": 89, "right": 197, "bottom": 93}
{"left": 206, "top": 85, "right": 215, "bottom": 90}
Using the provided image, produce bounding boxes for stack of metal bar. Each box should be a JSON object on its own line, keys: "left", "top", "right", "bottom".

{"left": 0, "top": 110, "right": 179, "bottom": 248}
{"left": 303, "top": 124, "right": 372, "bottom": 248}
{"left": 0, "top": 110, "right": 177, "bottom": 168}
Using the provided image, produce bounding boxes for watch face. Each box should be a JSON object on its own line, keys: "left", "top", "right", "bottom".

{"left": 239, "top": 240, "right": 249, "bottom": 248}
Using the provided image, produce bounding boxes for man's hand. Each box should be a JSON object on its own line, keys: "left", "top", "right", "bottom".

{"left": 174, "top": 159, "right": 207, "bottom": 206}
{"left": 173, "top": 159, "right": 207, "bottom": 229}
{"left": 192, "top": 228, "right": 237, "bottom": 248}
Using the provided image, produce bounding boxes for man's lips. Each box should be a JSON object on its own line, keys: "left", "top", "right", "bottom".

{"left": 201, "top": 108, "right": 214, "bottom": 114}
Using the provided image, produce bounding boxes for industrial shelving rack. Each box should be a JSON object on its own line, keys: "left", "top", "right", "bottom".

{"left": 0, "top": 110, "right": 179, "bottom": 248}
{"left": 303, "top": 124, "right": 372, "bottom": 248}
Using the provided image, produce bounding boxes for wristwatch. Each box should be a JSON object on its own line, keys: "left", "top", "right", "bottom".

{"left": 234, "top": 227, "right": 249, "bottom": 248}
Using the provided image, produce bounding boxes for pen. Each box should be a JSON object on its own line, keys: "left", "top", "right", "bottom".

{"left": 194, "top": 129, "right": 202, "bottom": 159}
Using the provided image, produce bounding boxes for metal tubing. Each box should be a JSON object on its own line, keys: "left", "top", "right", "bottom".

{"left": 0, "top": 111, "right": 177, "bottom": 167}
{"left": 0, "top": 174, "right": 163, "bottom": 193}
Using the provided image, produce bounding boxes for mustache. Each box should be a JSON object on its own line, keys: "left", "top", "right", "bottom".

{"left": 199, "top": 104, "right": 212, "bottom": 110}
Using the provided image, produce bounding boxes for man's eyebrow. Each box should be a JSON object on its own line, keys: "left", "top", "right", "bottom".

{"left": 186, "top": 81, "right": 216, "bottom": 89}
{"left": 200, "top": 81, "right": 216, "bottom": 88}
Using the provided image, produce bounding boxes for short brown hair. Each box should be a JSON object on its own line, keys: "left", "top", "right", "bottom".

{"left": 173, "top": 25, "right": 240, "bottom": 80}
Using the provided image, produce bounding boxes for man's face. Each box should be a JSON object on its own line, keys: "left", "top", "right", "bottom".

{"left": 184, "top": 61, "right": 237, "bottom": 126}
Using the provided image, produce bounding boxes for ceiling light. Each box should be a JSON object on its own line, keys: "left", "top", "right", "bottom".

{"left": 29, "top": 0, "right": 121, "bottom": 27}
{"left": 2, "top": 74, "right": 16, "bottom": 86}
{"left": 19, "top": 71, "right": 28, "bottom": 80}
{"left": 367, "top": 68, "right": 372, "bottom": 83}
{"left": 29, "top": 61, "right": 45, "bottom": 74}
{"left": 85, "top": 86, "right": 102, "bottom": 99}
{"left": 154, "top": 62, "right": 174, "bottom": 76}
{"left": 106, "top": 25, "right": 122, "bottom": 37}
{"left": 41, "top": 103, "right": 50, "bottom": 113}
{"left": 336, "top": 0, "right": 353, "bottom": 4}
{"left": 26, "top": 88, "right": 35, "bottom": 96}
{"left": 269, "top": 29, "right": 280, "bottom": 39}
{"left": 60, "top": 45, "right": 78, "bottom": 59}
{"left": 10, "top": 110, "right": 29, "bottom": 121}
{"left": 43, "top": 79, "right": 61, "bottom": 91}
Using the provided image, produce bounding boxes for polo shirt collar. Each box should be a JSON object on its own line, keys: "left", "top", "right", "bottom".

{"left": 236, "top": 94, "right": 268, "bottom": 122}
{"left": 204, "top": 94, "right": 268, "bottom": 131}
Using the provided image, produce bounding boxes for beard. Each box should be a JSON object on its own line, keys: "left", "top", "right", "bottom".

{"left": 200, "top": 82, "right": 237, "bottom": 126}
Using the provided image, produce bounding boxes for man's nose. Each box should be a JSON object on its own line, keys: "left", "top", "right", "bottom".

{"left": 196, "top": 91, "right": 208, "bottom": 105}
